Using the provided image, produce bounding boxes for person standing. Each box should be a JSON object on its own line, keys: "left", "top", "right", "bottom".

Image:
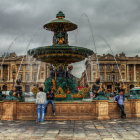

{"left": 114, "top": 89, "right": 126, "bottom": 119}
{"left": 45, "top": 89, "right": 55, "bottom": 115}
{"left": 36, "top": 87, "right": 46, "bottom": 123}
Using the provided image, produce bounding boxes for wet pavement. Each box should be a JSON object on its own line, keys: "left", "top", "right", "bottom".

{"left": 0, "top": 118, "right": 140, "bottom": 140}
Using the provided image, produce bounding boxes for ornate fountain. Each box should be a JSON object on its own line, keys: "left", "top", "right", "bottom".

{"left": 28, "top": 11, "right": 94, "bottom": 100}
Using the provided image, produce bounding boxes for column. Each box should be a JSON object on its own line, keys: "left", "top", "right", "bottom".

{"left": 104, "top": 65, "right": 106, "bottom": 81}
{"left": 96, "top": 63, "right": 99, "bottom": 79}
{"left": 7, "top": 65, "right": 10, "bottom": 81}
{"left": 134, "top": 64, "right": 136, "bottom": 82}
{"left": 30, "top": 64, "right": 33, "bottom": 82}
{"left": 46, "top": 65, "right": 50, "bottom": 78}
{"left": 125, "top": 64, "right": 127, "bottom": 81}
{"left": 44, "top": 64, "right": 47, "bottom": 80}
{"left": 23, "top": 65, "right": 25, "bottom": 82}
{"left": 1, "top": 65, "right": 3, "bottom": 81}
{"left": 91, "top": 64, "right": 94, "bottom": 82}
{"left": 127, "top": 64, "right": 129, "bottom": 81}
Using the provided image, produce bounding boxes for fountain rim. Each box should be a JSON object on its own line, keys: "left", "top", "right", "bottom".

{"left": 28, "top": 45, "right": 94, "bottom": 56}
{"left": 43, "top": 18, "right": 78, "bottom": 31}
{"left": 28, "top": 45, "right": 94, "bottom": 64}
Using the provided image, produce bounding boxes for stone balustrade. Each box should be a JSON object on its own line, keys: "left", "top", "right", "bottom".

{"left": 0, "top": 100, "right": 140, "bottom": 121}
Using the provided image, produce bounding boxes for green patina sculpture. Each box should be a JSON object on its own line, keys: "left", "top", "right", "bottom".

{"left": 3, "top": 90, "right": 19, "bottom": 101}
{"left": 28, "top": 11, "right": 93, "bottom": 64}
{"left": 2, "top": 80, "right": 25, "bottom": 102}
{"left": 92, "top": 78, "right": 109, "bottom": 100}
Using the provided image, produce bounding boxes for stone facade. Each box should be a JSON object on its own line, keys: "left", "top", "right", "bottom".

{"left": 80, "top": 53, "right": 140, "bottom": 92}
{"left": 0, "top": 53, "right": 50, "bottom": 92}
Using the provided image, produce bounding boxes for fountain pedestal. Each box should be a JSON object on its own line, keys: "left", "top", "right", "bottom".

{"left": 0, "top": 100, "right": 140, "bottom": 120}
{"left": 1, "top": 101, "right": 18, "bottom": 120}
{"left": 96, "top": 100, "right": 110, "bottom": 120}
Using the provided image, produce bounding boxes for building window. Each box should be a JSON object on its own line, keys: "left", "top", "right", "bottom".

{"left": 115, "top": 74, "right": 119, "bottom": 81}
{"left": 40, "top": 73, "right": 44, "bottom": 79}
{"left": 107, "top": 73, "right": 111, "bottom": 81}
{"left": 32, "top": 72, "right": 37, "bottom": 81}
{"left": 33, "top": 65, "right": 38, "bottom": 71}
{"left": 26, "top": 65, "right": 30, "bottom": 71}
{"left": 40, "top": 66, "right": 44, "bottom": 71}
{"left": 130, "top": 74, "right": 132, "bottom": 81}
{"left": 25, "top": 73, "right": 30, "bottom": 81}
{"left": 137, "top": 72, "right": 139, "bottom": 80}
{"left": 114, "top": 64, "right": 118, "bottom": 70}
{"left": 121, "top": 65, "right": 125, "bottom": 71}
{"left": 18, "top": 73, "right": 23, "bottom": 80}
{"left": 100, "top": 73, "right": 104, "bottom": 81}
{"left": 106, "top": 65, "right": 112, "bottom": 71}
{"left": 99, "top": 65, "right": 104, "bottom": 71}
{"left": 93, "top": 73, "right": 96, "bottom": 80}
{"left": 122, "top": 73, "right": 125, "bottom": 79}
{"left": 18, "top": 65, "right": 23, "bottom": 71}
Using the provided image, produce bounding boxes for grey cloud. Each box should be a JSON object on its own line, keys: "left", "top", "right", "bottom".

{"left": 0, "top": 0, "right": 140, "bottom": 77}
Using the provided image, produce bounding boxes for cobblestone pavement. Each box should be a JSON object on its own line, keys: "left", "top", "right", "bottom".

{"left": 0, "top": 119, "right": 140, "bottom": 140}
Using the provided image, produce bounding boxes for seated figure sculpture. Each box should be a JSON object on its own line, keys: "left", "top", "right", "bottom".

{"left": 92, "top": 78, "right": 108, "bottom": 100}
{"left": 50, "top": 66, "right": 55, "bottom": 79}
{"left": 92, "top": 78, "right": 101, "bottom": 97}
{"left": 4, "top": 89, "right": 19, "bottom": 101}
{"left": 44, "top": 65, "right": 77, "bottom": 94}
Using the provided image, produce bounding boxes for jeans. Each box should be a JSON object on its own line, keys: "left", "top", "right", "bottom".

{"left": 37, "top": 104, "right": 45, "bottom": 122}
{"left": 45, "top": 100, "right": 55, "bottom": 113}
{"left": 118, "top": 104, "right": 126, "bottom": 118}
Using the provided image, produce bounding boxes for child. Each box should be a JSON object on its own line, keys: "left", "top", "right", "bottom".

{"left": 36, "top": 87, "right": 46, "bottom": 123}
{"left": 114, "top": 89, "right": 126, "bottom": 119}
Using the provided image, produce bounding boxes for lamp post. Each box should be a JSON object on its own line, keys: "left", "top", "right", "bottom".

{"left": 2, "top": 78, "right": 7, "bottom": 91}
{"left": 112, "top": 69, "right": 115, "bottom": 92}
{"left": 12, "top": 70, "right": 16, "bottom": 89}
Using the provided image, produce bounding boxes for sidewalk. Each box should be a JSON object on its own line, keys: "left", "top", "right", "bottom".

{"left": 0, "top": 119, "right": 140, "bottom": 140}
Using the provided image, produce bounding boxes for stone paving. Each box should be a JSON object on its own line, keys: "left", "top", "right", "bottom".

{"left": 0, "top": 119, "right": 140, "bottom": 140}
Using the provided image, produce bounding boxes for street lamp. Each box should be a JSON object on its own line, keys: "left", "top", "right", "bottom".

{"left": 112, "top": 69, "right": 115, "bottom": 92}
{"left": 12, "top": 70, "right": 16, "bottom": 89}
{"left": 2, "top": 78, "right": 7, "bottom": 91}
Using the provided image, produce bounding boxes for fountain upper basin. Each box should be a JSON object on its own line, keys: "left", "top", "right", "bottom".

{"left": 28, "top": 45, "right": 94, "bottom": 64}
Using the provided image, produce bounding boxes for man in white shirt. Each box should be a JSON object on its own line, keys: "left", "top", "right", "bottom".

{"left": 36, "top": 87, "right": 46, "bottom": 123}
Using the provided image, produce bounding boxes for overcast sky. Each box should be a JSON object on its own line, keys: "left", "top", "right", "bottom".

{"left": 0, "top": 0, "right": 140, "bottom": 77}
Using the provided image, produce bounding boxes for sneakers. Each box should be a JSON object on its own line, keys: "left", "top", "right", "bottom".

{"left": 36, "top": 119, "right": 45, "bottom": 123}
{"left": 121, "top": 114, "right": 126, "bottom": 119}
{"left": 40, "top": 121, "right": 46, "bottom": 124}
{"left": 36, "top": 120, "right": 40, "bottom": 123}
{"left": 53, "top": 112, "right": 56, "bottom": 116}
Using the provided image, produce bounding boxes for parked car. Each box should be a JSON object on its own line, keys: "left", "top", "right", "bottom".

{"left": 127, "top": 87, "right": 140, "bottom": 99}
{"left": 130, "top": 87, "right": 140, "bottom": 95}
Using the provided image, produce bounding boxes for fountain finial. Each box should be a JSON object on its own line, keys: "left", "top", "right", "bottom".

{"left": 56, "top": 11, "right": 65, "bottom": 19}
